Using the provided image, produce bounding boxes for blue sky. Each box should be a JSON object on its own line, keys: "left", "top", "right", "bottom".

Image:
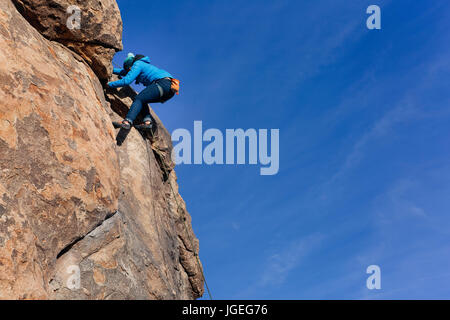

{"left": 115, "top": 0, "right": 450, "bottom": 299}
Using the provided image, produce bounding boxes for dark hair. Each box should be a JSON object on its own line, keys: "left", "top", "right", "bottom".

{"left": 133, "top": 54, "right": 145, "bottom": 62}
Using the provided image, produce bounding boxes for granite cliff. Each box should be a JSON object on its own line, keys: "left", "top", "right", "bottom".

{"left": 0, "top": 0, "right": 204, "bottom": 299}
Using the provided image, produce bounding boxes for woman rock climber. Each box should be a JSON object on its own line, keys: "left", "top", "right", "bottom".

{"left": 108, "top": 53, "right": 179, "bottom": 130}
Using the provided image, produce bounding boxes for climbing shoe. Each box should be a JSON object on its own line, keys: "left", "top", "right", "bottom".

{"left": 134, "top": 121, "right": 153, "bottom": 131}
{"left": 112, "top": 121, "right": 122, "bottom": 129}
{"left": 112, "top": 120, "right": 132, "bottom": 130}
{"left": 121, "top": 120, "right": 132, "bottom": 130}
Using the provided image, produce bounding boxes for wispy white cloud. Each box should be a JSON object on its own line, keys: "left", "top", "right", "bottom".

{"left": 329, "top": 99, "right": 419, "bottom": 184}
{"left": 235, "top": 233, "right": 324, "bottom": 298}
{"left": 321, "top": 35, "right": 450, "bottom": 190}
{"left": 260, "top": 234, "right": 324, "bottom": 286}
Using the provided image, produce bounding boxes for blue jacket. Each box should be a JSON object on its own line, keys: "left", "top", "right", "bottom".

{"left": 108, "top": 56, "right": 172, "bottom": 88}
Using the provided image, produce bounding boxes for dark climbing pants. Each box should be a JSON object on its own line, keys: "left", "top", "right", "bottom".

{"left": 125, "top": 78, "right": 175, "bottom": 124}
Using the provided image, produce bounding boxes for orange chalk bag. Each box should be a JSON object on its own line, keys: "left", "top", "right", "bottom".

{"left": 170, "top": 78, "right": 181, "bottom": 95}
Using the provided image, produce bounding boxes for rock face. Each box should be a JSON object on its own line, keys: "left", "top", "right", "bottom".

{"left": 0, "top": 0, "right": 203, "bottom": 299}
{"left": 11, "top": 0, "right": 123, "bottom": 80}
